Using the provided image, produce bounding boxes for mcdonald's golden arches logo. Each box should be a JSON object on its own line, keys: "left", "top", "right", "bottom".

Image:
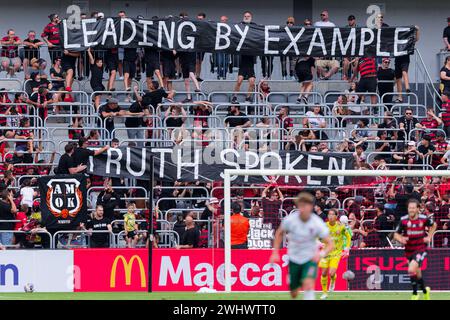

{"left": 110, "top": 255, "right": 146, "bottom": 288}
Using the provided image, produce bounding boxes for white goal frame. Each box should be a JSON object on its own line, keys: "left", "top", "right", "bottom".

{"left": 223, "top": 169, "right": 448, "bottom": 293}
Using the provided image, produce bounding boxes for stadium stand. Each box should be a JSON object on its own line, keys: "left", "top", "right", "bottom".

{"left": 0, "top": 10, "right": 450, "bottom": 254}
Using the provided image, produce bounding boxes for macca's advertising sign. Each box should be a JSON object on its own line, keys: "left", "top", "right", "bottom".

{"left": 73, "top": 249, "right": 347, "bottom": 292}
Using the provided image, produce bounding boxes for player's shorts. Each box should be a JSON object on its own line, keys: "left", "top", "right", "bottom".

{"left": 123, "top": 60, "right": 136, "bottom": 78}
{"left": 238, "top": 63, "right": 255, "bottom": 80}
{"left": 161, "top": 58, "right": 176, "bottom": 79}
{"left": 395, "top": 55, "right": 410, "bottom": 79}
{"left": 288, "top": 260, "right": 317, "bottom": 291}
{"left": 319, "top": 254, "right": 341, "bottom": 269}
{"left": 125, "top": 231, "right": 137, "bottom": 239}
{"left": 407, "top": 251, "right": 427, "bottom": 267}
{"left": 356, "top": 76, "right": 377, "bottom": 93}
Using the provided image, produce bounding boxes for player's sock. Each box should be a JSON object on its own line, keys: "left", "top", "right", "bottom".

{"left": 410, "top": 276, "right": 418, "bottom": 295}
{"left": 304, "top": 290, "right": 315, "bottom": 300}
{"left": 321, "top": 275, "right": 328, "bottom": 293}
{"left": 417, "top": 278, "right": 427, "bottom": 294}
{"left": 330, "top": 274, "right": 337, "bottom": 291}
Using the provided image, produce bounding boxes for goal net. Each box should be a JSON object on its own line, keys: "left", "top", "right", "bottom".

{"left": 222, "top": 169, "right": 450, "bottom": 292}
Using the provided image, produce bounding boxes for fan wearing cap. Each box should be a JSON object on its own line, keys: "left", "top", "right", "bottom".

{"left": 270, "top": 192, "right": 334, "bottom": 300}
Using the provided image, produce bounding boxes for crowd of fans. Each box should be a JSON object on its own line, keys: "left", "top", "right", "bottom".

{"left": 0, "top": 10, "right": 449, "bottom": 250}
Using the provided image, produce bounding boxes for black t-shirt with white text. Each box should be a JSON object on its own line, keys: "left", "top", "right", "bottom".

{"left": 86, "top": 216, "right": 111, "bottom": 244}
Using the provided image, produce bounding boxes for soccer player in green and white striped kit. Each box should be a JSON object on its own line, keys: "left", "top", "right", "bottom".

{"left": 270, "top": 192, "right": 334, "bottom": 300}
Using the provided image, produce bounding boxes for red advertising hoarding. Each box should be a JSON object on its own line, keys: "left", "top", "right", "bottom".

{"left": 73, "top": 249, "right": 348, "bottom": 292}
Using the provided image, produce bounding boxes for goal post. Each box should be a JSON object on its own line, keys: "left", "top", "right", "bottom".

{"left": 223, "top": 169, "right": 449, "bottom": 293}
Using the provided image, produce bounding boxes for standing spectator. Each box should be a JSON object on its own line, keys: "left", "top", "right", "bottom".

{"left": 281, "top": 17, "right": 296, "bottom": 80}
{"left": 125, "top": 86, "right": 150, "bottom": 147}
{"left": 56, "top": 143, "right": 86, "bottom": 174}
{"left": 261, "top": 183, "right": 284, "bottom": 229}
{"left": 144, "top": 45, "right": 163, "bottom": 90}
{"left": 161, "top": 50, "right": 177, "bottom": 91}
{"left": 443, "top": 17, "right": 450, "bottom": 51}
{"left": 23, "top": 30, "right": 44, "bottom": 79}
{"left": 440, "top": 56, "right": 450, "bottom": 96}
{"left": 173, "top": 213, "right": 186, "bottom": 241}
{"left": 61, "top": 49, "right": 80, "bottom": 89}
{"left": 72, "top": 137, "right": 109, "bottom": 173}
{"left": 98, "top": 98, "right": 125, "bottom": 137}
{"left": 441, "top": 91, "right": 450, "bottom": 137}
{"left": 177, "top": 215, "right": 200, "bottom": 249}
{"left": 123, "top": 47, "right": 137, "bottom": 91}
{"left": 377, "top": 58, "right": 395, "bottom": 105}
{"left": 214, "top": 15, "right": 230, "bottom": 80}
{"left": 178, "top": 49, "right": 201, "bottom": 103}
{"left": 105, "top": 47, "right": 119, "bottom": 91}
{"left": 359, "top": 222, "right": 381, "bottom": 248}
{"left": 49, "top": 57, "right": 65, "bottom": 90}
{"left": 260, "top": 55, "right": 274, "bottom": 80}
{"left": 373, "top": 204, "right": 393, "bottom": 247}
{"left": 342, "top": 15, "right": 357, "bottom": 80}
{"left": 87, "top": 48, "right": 105, "bottom": 110}
{"left": 232, "top": 11, "right": 256, "bottom": 103}
{"left": 195, "top": 12, "right": 206, "bottom": 82}
{"left": 0, "top": 189, "right": 17, "bottom": 246}
{"left": 352, "top": 57, "right": 378, "bottom": 105}
{"left": 314, "top": 11, "right": 338, "bottom": 80}
{"left": 295, "top": 56, "right": 315, "bottom": 104}
{"left": 124, "top": 203, "right": 139, "bottom": 248}
{"left": 1, "top": 29, "right": 21, "bottom": 78}
{"left": 19, "top": 179, "right": 35, "bottom": 212}
{"left": 230, "top": 202, "right": 250, "bottom": 249}
{"left": 42, "top": 14, "right": 61, "bottom": 62}
{"left": 96, "top": 179, "right": 120, "bottom": 220}
{"left": 394, "top": 28, "right": 420, "bottom": 103}
{"left": 87, "top": 205, "right": 112, "bottom": 248}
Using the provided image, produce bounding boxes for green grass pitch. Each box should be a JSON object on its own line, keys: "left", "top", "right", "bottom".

{"left": 0, "top": 291, "right": 450, "bottom": 300}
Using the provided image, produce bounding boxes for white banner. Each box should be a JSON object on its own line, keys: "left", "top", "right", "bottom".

{"left": 0, "top": 250, "right": 74, "bottom": 292}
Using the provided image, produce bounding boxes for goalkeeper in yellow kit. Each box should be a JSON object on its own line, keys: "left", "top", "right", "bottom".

{"left": 319, "top": 208, "right": 351, "bottom": 299}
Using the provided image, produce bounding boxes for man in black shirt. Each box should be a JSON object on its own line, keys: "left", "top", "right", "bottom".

{"left": 139, "top": 81, "right": 174, "bottom": 108}
{"left": 232, "top": 11, "right": 256, "bottom": 103}
{"left": 397, "top": 107, "right": 419, "bottom": 141}
{"left": 177, "top": 215, "right": 200, "bottom": 249}
{"left": 0, "top": 189, "right": 17, "bottom": 246}
{"left": 56, "top": 143, "right": 87, "bottom": 174}
{"left": 224, "top": 104, "right": 251, "bottom": 128}
{"left": 417, "top": 135, "right": 436, "bottom": 160}
{"left": 22, "top": 30, "right": 44, "bottom": 78}
{"left": 125, "top": 86, "right": 148, "bottom": 147}
{"left": 377, "top": 58, "right": 395, "bottom": 105}
{"left": 443, "top": 17, "right": 450, "bottom": 51}
{"left": 87, "top": 205, "right": 112, "bottom": 248}
{"left": 87, "top": 48, "right": 105, "bottom": 110}
{"left": 98, "top": 98, "right": 125, "bottom": 136}
{"left": 72, "top": 137, "right": 109, "bottom": 173}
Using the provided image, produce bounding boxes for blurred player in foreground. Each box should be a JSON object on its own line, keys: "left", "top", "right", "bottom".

{"left": 270, "top": 192, "right": 334, "bottom": 300}
{"left": 394, "top": 198, "right": 436, "bottom": 300}
{"left": 319, "top": 208, "right": 351, "bottom": 299}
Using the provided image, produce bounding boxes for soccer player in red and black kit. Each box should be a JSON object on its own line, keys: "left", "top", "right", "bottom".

{"left": 394, "top": 198, "right": 436, "bottom": 300}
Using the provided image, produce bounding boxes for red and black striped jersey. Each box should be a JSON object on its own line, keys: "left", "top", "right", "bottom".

{"left": 41, "top": 23, "right": 60, "bottom": 45}
{"left": 358, "top": 58, "right": 377, "bottom": 78}
{"left": 395, "top": 214, "right": 434, "bottom": 257}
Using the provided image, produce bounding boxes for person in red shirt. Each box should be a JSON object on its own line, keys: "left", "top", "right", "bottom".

{"left": 417, "top": 108, "right": 443, "bottom": 140}
{"left": 1, "top": 29, "right": 21, "bottom": 77}
{"left": 42, "top": 14, "right": 62, "bottom": 62}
